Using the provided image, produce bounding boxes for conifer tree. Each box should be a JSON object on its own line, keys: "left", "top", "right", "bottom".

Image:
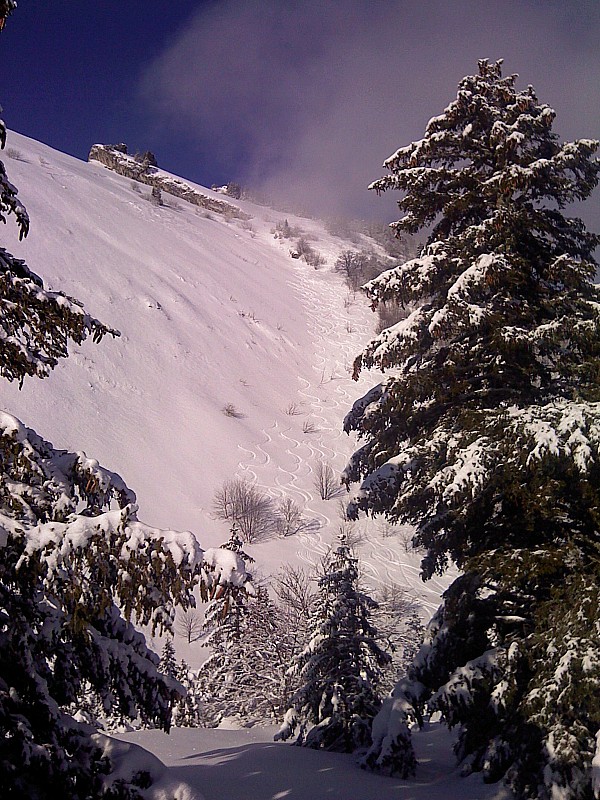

{"left": 159, "top": 637, "right": 179, "bottom": 680}
{"left": 195, "top": 527, "right": 253, "bottom": 725}
{"left": 343, "top": 60, "right": 600, "bottom": 798}
{"left": 198, "top": 584, "right": 293, "bottom": 726}
{"left": 276, "top": 537, "right": 390, "bottom": 752}
{"left": 196, "top": 528, "right": 294, "bottom": 726}
{"left": 172, "top": 659, "right": 202, "bottom": 728}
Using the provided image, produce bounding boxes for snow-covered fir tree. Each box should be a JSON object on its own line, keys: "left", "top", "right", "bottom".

{"left": 343, "top": 59, "right": 600, "bottom": 798}
{"left": 239, "top": 586, "right": 298, "bottom": 722}
{"left": 0, "top": 44, "right": 252, "bottom": 798}
{"left": 172, "top": 659, "right": 202, "bottom": 728}
{"left": 157, "top": 647, "right": 202, "bottom": 730}
{"left": 197, "top": 546, "right": 293, "bottom": 727}
{"left": 276, "top": 537, "right": 390, "bottom": 752}
{"left": 159, "top": 637, "right": 179, "bottom": 680}
{"left": 200, "top": 526, "right": 254, "bottom": 647}
{"left": 0, "top": 410, "right": 234, "bottom": 798}
{"left": 195, "top": 527, "right": 254, "bottom": 725}
{"left": 213, "top": 585, "right": 294, "bottom": 725}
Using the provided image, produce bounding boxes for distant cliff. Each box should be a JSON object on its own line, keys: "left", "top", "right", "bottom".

{"left": 88, "top": 144, "right": 250, "bottom": 220}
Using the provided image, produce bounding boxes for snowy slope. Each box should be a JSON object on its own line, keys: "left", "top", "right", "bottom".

{"left": 2, "top": 130, "right": 318, "bottom": 538}
{"left": 2, "top": 130, "right": 456, "bottom": 615}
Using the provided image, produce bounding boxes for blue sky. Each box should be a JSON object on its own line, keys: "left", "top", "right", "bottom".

{"left": 1, "top": 0, "right": 599, "bottom": 229}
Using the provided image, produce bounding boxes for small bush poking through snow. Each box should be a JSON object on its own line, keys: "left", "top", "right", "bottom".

{"left": 313, "top": 459, "right": 340, "bottom": 500}
{"left": 222, "top": 402, "right": 244, "bottom": 418}
{"left": 213, "top": 478, "right": 276, "bottom": 542}
{"left": 275, "top": 497, "right": 306, "bottom": 537}
{"left": 5, "top": 146, "right": 26, "bottom": 161}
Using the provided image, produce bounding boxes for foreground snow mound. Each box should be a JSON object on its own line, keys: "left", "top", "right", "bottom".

{"left": 94, "top": 734, "right": 205, "bottom": 800}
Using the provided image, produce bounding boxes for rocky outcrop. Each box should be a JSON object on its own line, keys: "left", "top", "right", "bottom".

{"left": 88, "top": 144, "right": 250, "bottom": 220}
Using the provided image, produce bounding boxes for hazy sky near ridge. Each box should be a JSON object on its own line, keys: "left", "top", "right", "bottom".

{"left": 139, "top": 0, "right": 600, "bottom": 223}
{"left": 1, "top": 0, "right": 599, "bottom": 228}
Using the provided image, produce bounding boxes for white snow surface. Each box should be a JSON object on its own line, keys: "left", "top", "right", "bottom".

{"left": 2, "top": 130, "right": 454, "bottom": 617}
{"left": 116, "top": 723, "right": 512, "bottom": 800}
{"left": 1, "top": 130, "right": 482, "bottom": 798}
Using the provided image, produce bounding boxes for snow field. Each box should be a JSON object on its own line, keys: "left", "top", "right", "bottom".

{"left": 2, "top": 130, "right": 454, "bottom": 617}
{"left": 117, "top": 722, "right": 510, "bottom": 800}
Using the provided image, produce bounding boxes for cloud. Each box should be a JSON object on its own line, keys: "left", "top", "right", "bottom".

{"left": 139, "top": 0, "right": 599, "bottom": 227}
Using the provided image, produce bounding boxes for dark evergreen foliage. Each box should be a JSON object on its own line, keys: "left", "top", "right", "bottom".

{"left": 344, "top": 60, "right": 600, "bottom": 798}
{"left": 0, "top": 413, "right": 205, "bottom": 798}
{"left": 276, "top": 538, "right": 390, "bottom": 752}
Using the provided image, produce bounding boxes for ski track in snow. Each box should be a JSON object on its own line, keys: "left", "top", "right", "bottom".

{"left": 235, "top": 252, "right": 455, "bottom": 615}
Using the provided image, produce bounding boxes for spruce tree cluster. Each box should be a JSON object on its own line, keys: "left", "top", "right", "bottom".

{"left": 343, "top": 60, "right": 600, "bottom": 798}
{"left": 196, "top": 527, "right": 295, "bottom": 725}
{"left": 158, "top": 640, "right": 201, "bottom": 728}
{"left": 276, "top": 537, "right": 390, "bottom": 752}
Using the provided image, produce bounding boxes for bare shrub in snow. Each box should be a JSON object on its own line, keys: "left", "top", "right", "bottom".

{"left": 222, "top": 402, "right": 244, "bottom": 418}
{"left": 338, "top": 521, "right": 366, "bottom": 549}
{"left": 284, "top": 402, "right": 304, "bottom": 416}
{"left": 295, "top": 236, "right": 313, "bottom": 257}
{"left": 313, "top": 459, "right": 339, "bottom": 500}
{"left": 304, "top": 249, "right": 326, "bottom": 268}
{"left": 212, "top": 479, "right": 276, "bottom": 542}
{"left": 5, "top": 146, "right": 26, "bottom": 161}
{"left": 335, "top": 249, "right": 367, "bottom": 292}
{"left": 175, "top": 607, "right": 204, "bottom": 643}
{"left": 149, "top": 185, "right": 163, "bottom": 206}
{"left": 272, "top": 218, "right": 302, "bottom": 239}
{"left": 275, "top": 497, "right": 306, "bottom": 537}
{"left": 273, "top": 564, "right": 316, "bottom": 622}
{"left": 302, "top": 419, "right": 318, "bottom": 434}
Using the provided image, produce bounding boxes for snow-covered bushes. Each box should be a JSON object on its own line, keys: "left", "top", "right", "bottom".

{"left": 272, "top": 218, "right": 302, "bottom": 240}
{"left": 197, "top": 585, "right": 295, "bottom": 726}
{"left": 212, "top": 478, "right": 276, "bottom": 542}
{"left": 295, "top": 236, "right": 326, "bottom": 267}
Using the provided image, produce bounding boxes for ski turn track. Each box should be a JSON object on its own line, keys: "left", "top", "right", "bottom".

{"left": 236, "top": 256, "right": 456, "bottom": 618}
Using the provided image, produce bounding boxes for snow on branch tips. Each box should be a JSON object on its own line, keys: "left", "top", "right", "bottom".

{"left": 346, "top": 56, "right": 600, "bottom": 796}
